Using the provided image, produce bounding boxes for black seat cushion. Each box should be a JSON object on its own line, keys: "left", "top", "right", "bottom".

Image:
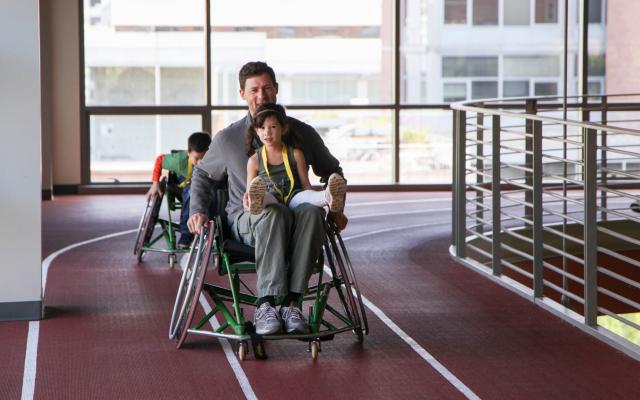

{"left": 222, "top": 239, "right": 255, "bottom": 264}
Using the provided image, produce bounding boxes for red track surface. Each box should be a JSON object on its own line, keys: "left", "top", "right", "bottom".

{"left": 1, "top": 193, "right": 639, "bottom": 399}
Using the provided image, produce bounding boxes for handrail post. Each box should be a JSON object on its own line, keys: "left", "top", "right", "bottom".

{"left": 600, "top": 95, "right": 608, "bottom": 222}
{"left": 476, "top": 109, "right": 485, "bottom": 235}
{"left": 525, "top": 99, "right": 537, "bottom": 224}
{"left": 532, "top": 120, "right": 544, "bottom": 298}
{"left": 491, "top": 115, "right": 502, "bottom": 276}
{"left": 584, "top": 127, "right": 598, "bottom": 326}
{"left": 454, "top": 109, "right": 467, "bottom": 258}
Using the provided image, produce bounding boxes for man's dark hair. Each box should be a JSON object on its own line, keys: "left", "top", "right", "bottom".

{"left": 239, "top": 61, "right": 277, "bottom": 90}
{"left": 187, "top": 132, "right": 212, "bottom": 153}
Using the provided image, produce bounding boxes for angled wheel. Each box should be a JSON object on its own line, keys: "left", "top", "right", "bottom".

{"left": 324, "top": 219, "right": 369, "bottom": 339}
{"left": 172, "top": 220, "right": 216, "bottom": 348}
{"left": 134, "top": 192, "right": 163, "bottom": 262}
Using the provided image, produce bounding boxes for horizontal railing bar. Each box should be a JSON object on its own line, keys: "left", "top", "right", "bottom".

{"left": 542, "top": 189, "right": 585, "bottom": 206}
{"left": 501, "top": 242, "right": 534, "bottom": 262}
{"left": 543, "top": 260, "right": 585, "bottom": 284}
{"left": 543, "top": 280, "right": 585, "bottom": 304}
{"left": 542, "top": 136, "right": 584, "bottom": 147}
{"left": 500, "top": 162, "right": 533, "bottom": 174}
{"left": 541, "top": 153, "right": 585, "bottom": 166}
{"left": 541, "top": 208, "right": 584, "bottom": 225}
{"left": 467, "top": 242, "right": 493, "bottom": 260}
{"left": 597, "top": 246, "right": 640, "bottom": 269}
{"left": 500, "top": 210, "right": 533, "bottom": 226}
{"left": 466, "top": 184, "right": 493, "bottom": 194}
{"left": 597, "top": 308, "right": 640, "bottom": 331}
{"left": 542, "top": 226, "right": 585, "bottom": 245}
{"left": 501, "top": 259, "right": 535, "bottom": 280}
{"left": 541, "top": 243, "right": 585, "bottom": 265}
{"left": 500, "top": 144, "right": 534, "bottom": 156}
{"left": 600, "top": 167, "right": 640, "bottom": 181}
{"left": 597, "top": 266, "right": 640, "bottom": 290}
{"left": 597, "top": 289, "right": 640, "bottom": 313}
{"left": 599, "top": 145, "right": 640, "bottom": 159}
{"left": 596, "top": 226, "right": 640, "bottom": 247}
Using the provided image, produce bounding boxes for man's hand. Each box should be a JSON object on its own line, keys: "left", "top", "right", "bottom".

{"left": 330, "top": 211, "right": 348, "bottom": 231}
{"left": 187, "top": 213, "right": 208, "bottom": 235}
{"left": 145, "top": 182, "right": 162, "bottom": 200}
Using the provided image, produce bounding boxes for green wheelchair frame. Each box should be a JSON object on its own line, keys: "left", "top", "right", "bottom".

{"left": 133, "top": 175, "right": 190, "bottom": 268}
{"left": 168, "top": 190, "right": 368, "bottom": 360}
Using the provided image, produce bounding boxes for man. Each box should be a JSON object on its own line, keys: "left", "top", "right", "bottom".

{"left": 187, "top": 61, "right": 346, "bottom": 335}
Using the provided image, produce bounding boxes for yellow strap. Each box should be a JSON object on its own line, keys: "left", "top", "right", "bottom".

{"left": 261, "top": 144, "right": 295, "bottom": 203}
{"left": 177, "top": 158, "right": 193, "bottom": 189}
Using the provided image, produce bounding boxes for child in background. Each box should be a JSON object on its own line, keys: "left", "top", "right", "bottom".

{"left": 243, "top": 103, "right": 346, "bottom": 216}
{"left": 146, "top": 131, "right": 211, "bottom": 248}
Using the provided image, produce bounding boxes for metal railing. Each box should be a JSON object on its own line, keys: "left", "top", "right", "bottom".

{"left": 451, "top": 94, "right": 640, "bottom": 360}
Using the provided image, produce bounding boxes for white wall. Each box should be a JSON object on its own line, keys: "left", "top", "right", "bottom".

{"left": 0, "top": 0, "right": 42, "bottom": 317}
{"left": 50, "top": 0, "right": 81, "bottom": 185}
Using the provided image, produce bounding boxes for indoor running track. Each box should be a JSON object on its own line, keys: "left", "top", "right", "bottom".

{"left": 2, "top": 193, "right": 640, "bottom": 399}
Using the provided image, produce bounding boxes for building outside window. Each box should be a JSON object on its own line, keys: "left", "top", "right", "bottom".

{"left": 83, "top": 0, "right": 607, "bottom": 185}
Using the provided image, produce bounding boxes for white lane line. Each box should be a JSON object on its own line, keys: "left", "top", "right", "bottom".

{"left": 349, "top": 208, "right": 451, "bottom": 220}
{"left": 348, "top": 197, "right": 451, "bottom": 207}
{"left": 198, "top": 294, "right": 257, "bottom": 400}
{"left": 22, "top": 229, "right": 139, "bottom": 400}
{"left": 336, "top": 222, "right": 481, "bottom": 400}
{"left": 42, "top": 229, "right": 138, "bottom": 296}
{"left": 20, "top": 321, "right": 39, "bottom": 400}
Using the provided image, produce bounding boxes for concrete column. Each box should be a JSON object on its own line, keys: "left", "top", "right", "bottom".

{"left": 0, "top": 0, "right": 43, "bottom": 320}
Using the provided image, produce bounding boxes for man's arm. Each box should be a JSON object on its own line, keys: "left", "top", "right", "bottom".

{"left": 188, "top": 167, "right": 216, "bottom": 234}
{"left": 291, "top": 118, "right": 342, "bottom": 184}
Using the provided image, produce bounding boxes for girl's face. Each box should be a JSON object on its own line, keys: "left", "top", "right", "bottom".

{"left": 256, "top": 115, "right": 287, "bottom": 147}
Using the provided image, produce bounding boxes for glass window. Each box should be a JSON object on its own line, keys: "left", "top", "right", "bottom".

{"left": 589, "top": 0, "right": 602, "bottom": 23}
{"left": 210, "top": 0, "right": 393, "bottom": 105}
{"left": 83, "top": 0, "right": 206, "bottom": 106}
{"left": 504, "top": 0, "right": 530, "bottom": 25}
{"left": 471, "top": 81, "right": 498, "bottom": 99}
{"left": 287, "top": 109, "right": 393, "bottom": 184}
{"left": 589, "top": 54, "right": 605, "bottom": 76}
{"left": 587, "top": 81, "right": 601, "bottom": 95}
{"left": 90, "top": 115, "right": 202, "bottom": 182}
{"left": 444, "top": 0, "right": 467, "bottom": 24}
{"left": 534, "top": 82, "right": 557, "bottom": 96}
{"left": 504, "top": 56, "right": 559, "bottom": 78}
{"left": 503, "top": 81, "right": 529, "bottom": 97}
{"left": 400, "top": 110, "right": 453, "bottom": 183}
{"left": 535, "top": 0, "right": 558, "bottom": 23}
{"left": 443, "top": 82, "right": 467, "bottom": 102}
{"left": 442, "top": 56, "right": 498, "bottom": 77}
{"left": 473, "top": 0, "right": 498, "bottom": 25}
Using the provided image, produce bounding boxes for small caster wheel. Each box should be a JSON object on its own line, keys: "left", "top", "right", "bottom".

{"left": 254, "top": 341, "right": 266, "bottom": 359}
{"left": 137, "top": 250, "right": 145, "bottom": 263}
{"left": 169, "top": 254, "right": 176, "bottom": 268}
{"left": 310, "top": 341, "right": 319, "bottom": 360}
{"left": 353, "top": 327, "right": 364, "bottom": 344}
{"left": 238, "top": 341, "right": 248, "bottom": 361}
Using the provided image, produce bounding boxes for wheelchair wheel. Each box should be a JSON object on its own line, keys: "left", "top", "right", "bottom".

{"left": 324, "top": 225, "right": 369, "bottom": 339}
{"left": 174, "top": 221, "right": 216, "bottom": 349}
{"left": 333, "top": 229, "right": 369, "bottom": 336}
{"left": 168, "top": 242, "right": 198, "bottom": 340}
{"left": 134, "top": 193, "right": 162, "bottom": 262}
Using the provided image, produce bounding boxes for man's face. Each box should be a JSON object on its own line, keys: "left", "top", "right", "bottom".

{"left": 240, "top": 73, "right": 278, "bottom": 116}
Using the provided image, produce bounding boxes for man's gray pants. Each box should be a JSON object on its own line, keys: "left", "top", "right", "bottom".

{"left": 230, "top": 203, "right": 324, "bottom": 298}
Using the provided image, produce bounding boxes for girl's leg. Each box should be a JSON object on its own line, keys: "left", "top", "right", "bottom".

{"left": 288, "top": 190, "right": 326, "bottom": 209}
{"left": 263, "top": 192, "right": 279, "bottom": 206}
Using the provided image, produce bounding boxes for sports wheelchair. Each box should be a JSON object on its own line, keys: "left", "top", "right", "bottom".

{"left": 168, "top": 186, "right": 368, "bottom": 360}
{"left": 133, "top": 174, "right": 190, "bottom": 268}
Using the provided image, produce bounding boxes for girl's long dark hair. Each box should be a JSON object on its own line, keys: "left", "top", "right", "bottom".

{"left": 245, "top": 103, "right": 301, "bottom": 157}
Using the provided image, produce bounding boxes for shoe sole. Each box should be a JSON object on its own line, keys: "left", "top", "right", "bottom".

{"left": 327, "top": 173, "right": 347, "bottom": 213}
{"left": 248, "top": 177, "right": 267, "bottom": 215}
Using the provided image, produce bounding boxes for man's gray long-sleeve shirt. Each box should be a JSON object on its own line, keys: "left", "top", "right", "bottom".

{"left": 190, "top": 113, "right": 342, "bottom": 224}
